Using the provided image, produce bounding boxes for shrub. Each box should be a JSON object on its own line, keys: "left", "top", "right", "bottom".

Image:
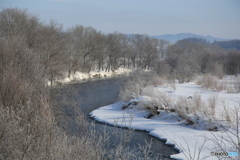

{"left": 227, "top": 77, "right": 240, "bottom": 93}
{"left": 119, "top": 71, "right": 147, "bottom": 101}
{"left": 142, "top": 86, "right": 173, "bottom": 110}
{"left": 233, "top": 78, "right": 240, "bottom": 92}
{"left": 175, "top": 97, "right": 193, "bottom": 123}
{"left": 196, "top": 74, "right": 226, "bottom": 91}
{"left": 148, "top": 73, "right": 165, "bottom": 87}
{"left": 208, "top": 93, "right": 219, "bottom": 116}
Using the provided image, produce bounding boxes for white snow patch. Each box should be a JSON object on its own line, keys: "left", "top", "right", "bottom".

{"left": 90, "top": 82, "right": 240, "bottom": 160}
{"left": 47, "top": 68, "right": 132, "bottom": 85}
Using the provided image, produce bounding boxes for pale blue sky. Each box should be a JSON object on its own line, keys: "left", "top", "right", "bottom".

{"left": 1, "top": 0, "right": 240, "bottom": 39}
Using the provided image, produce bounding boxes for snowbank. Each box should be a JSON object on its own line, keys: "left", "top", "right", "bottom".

{"left": 48, "top": 68, "right": 132, "bottom": 85}
{"left": 90, "top": 82, "right": 240, "bottom": 160}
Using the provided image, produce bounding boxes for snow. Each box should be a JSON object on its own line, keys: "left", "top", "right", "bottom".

{"left": 47, "top": 67, "right": 132, "bottom": 85}
{"left": 90, "top": 81, "right": 240, "bottom": 160}
{"left": 157, "top": 83, "right": 239, "bottom": 114}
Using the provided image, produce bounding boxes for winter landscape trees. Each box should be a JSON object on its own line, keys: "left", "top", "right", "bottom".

{"left": 1, "top": 8, "right": 240, "bottom": 160}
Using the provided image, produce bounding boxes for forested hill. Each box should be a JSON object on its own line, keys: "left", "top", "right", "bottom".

{"left": 176, "top": 38, "right": 240, "bottom": 51}
{"left": 151, "top": 33, "right": 227, "bottom": 43}
{"left": 212, "top": 40, "right": 240, "bottom": 50}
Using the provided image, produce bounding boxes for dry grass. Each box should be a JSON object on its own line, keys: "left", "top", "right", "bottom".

{"left": 197, "top": 74, "right": 240, "bottom": 93}
{"left": 121, "top": 71, "right": 238, "bottom": 132}
{"left": 196, "top": 74, "right": 226, "bottom": 91}
{"left": 119, "top": 71, "right": 172, "bottom": 101}
{"left": 197, "top": 74, "right": 218, "bottom": 89}
{"left": 208, "top": 93, "right": 219, "bottom": 116}
{"left": 226, "top": 77, "right": 240, "bottom": 93}
{"left": 233, "top": 78, "right": 240, "bottom": 92}
{"left": 148, "top": 73, "right": 165, "bottom": 87}
{"left": 206, "top": 105, "right": 240, "bottom": 159}
{"left": 119, "top": 71, "right": 147, "bottom": 101}
{"left": 141, "top": 86, "right": 174, "bottom": 111}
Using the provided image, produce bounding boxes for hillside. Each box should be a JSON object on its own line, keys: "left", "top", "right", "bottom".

{"left": 152, "top": 33, "right": 227, "bottom": 43}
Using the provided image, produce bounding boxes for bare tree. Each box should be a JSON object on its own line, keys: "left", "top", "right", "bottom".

{"left": 129, "top": 34, "right": 158, "bottom": 70}
{"left": 226, "top": 50, "right": 240, "bottom": 76}
{"left": 36, "top": 21, "right": 67, "bottom": 84}
{"left": 105, "top": 32, "right": 122, "bottom": 71}
{"left": 174, "top": 53, "right": 200, "bottom": 83}
{"left": 158, "top": 39, "right": 170, "bottom": 60}
{"left": 0, "top": 8, "right": 40, "bottom": 46}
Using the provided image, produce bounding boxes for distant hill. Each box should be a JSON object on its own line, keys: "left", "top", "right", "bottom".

{"left": 213, "top": 40, "right": 240, "bottom": 50}
{"left": 152, "top": 33, "right": 227, "bottom": 43}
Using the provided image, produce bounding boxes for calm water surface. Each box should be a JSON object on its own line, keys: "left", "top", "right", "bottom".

{"left": 58, "top": 77, "right": 178, "bottom": 159}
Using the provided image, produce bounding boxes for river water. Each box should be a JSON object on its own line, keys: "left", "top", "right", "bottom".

{"left": 57, "top": 77, "right": 178, "bottom": 159}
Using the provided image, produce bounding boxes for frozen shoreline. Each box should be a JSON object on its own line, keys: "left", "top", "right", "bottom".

{"left": 90, "top": 82, "right": 239, "bottom": 160}
{"left": 47, "top": 68, "right": 133, "bottom": 86}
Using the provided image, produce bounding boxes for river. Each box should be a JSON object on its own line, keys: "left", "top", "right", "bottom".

{"left": 55, "top": 77, "right": 178, "bottom": 159}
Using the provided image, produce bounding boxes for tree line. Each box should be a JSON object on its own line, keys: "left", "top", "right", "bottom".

{"left": 156, "top": 38, "right": 240, "bottom": 83}
{"left": 0, "top": 8, "right": 171, "bottom": 85}
{"left": 1, "top": 8, "right": 239, "bottom": 85}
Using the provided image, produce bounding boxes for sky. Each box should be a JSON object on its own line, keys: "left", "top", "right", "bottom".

{"left": 1, "top": 0, "right": 240, "bottom": 39}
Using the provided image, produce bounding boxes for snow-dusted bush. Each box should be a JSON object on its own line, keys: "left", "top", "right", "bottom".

{"left": 213, "top": 63, "right": 225, "bottom": 79}
{"left": 207, "top": 105, "right": 240, "bottom": 159}
{"left": 119, "top": 71, "right": 147, "bottom": 101}
{"left": 208, "top": 93, "right": 219, "bottom": 116}
{"left": 170, "top": 92, "right": 222, "bottom": 130}
{"left": 119, "top": 81, "right": 143, "bottom": 101}
{"left": 148, "top": 73, "right": 165, "bottom": 87}
{"left": 197, "top": 74, "right": 218, "bottom": 89}
{"left": 176, "top": 100, "right": 191, "bottom": 121}
{"left": 119, "top": 71, "right": 167, "bottom": 101}
{"left": 192, "top": 93, "right": 203, "bottom": 111}
{"left": 205, "top": 62, "right": 225, "bottom": 79}
{"left": 196, "top": 74, "right": 226, "bottom": 91}
{"left": 227, "top": 77, "right": 240, "bottom": 93}
{"left": 172, "top": 137, "right": 208, "bottom": 160}
{"left": 142, "top": 86, "right": 174, "bottom": 111}
{"left": 197, "top": 75, "right": 240, "bottom": 93}
{"left": 220, "top": 100, "right": 234, "bottom": 123}
{"left": 233, "top": 78, "right": 240, "bottom": 92}
{"left": 173, "top": 103, "right": 240, "bottom": 160}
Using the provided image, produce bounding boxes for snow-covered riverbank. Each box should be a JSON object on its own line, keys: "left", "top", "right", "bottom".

{"left": 48, "top": 68, "right": 132, "bottom": 85}
{"left": 90, "top": 82, "right": 240, "bottom": 160}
